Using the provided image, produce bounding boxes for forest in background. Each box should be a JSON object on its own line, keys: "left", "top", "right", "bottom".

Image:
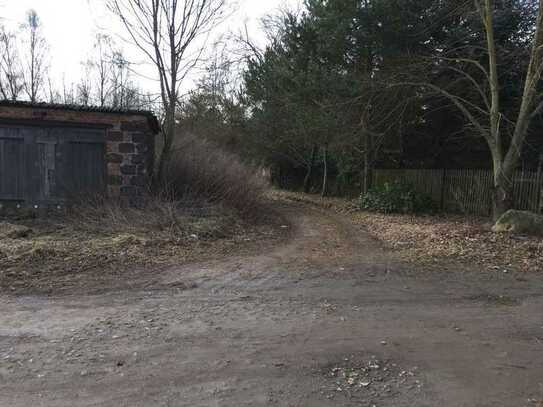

{"left": 2, "top": 0, "right": 543, "bottom": 219}
{"left": 180, "top": 0, "right": 543, "bottom": 219}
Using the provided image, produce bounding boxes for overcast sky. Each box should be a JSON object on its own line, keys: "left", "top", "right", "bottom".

{"left": 0, "top": 0, "right": 301, "bottom": 94}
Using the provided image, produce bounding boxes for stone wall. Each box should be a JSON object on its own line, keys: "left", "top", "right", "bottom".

{"left": 105, "top": 125, "right": 154, "bottom": 198}
{"left": 0, "top": 104, "right": 157, "bottom": 199}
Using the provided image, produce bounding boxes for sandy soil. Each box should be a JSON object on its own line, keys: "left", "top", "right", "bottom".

{"left": 1, "top": 202, "right": 543, "bottom": 406}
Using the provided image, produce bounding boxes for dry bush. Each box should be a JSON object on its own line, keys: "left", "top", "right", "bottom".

{"left": 163, "top": 134, "right": 267, "bottom": 218}
{"left": 0, "top": 193, "right": 270, "bottom": 293}
{"left": 65, "top": 192, "right": 239, "bottom": 240}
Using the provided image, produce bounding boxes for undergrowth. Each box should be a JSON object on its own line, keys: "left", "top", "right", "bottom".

{"left": 163, "top": 133, "right": 267, "bottom": 218}
{"left": 0, "top": 193, "right": 281, "bottom": 293}
{"left": 360, "top": 181, "right": 437, "bottom": 214}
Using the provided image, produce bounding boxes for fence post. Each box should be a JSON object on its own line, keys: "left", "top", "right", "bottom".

{"left": 440, "top": 168, "right": 446, "bottom": 211}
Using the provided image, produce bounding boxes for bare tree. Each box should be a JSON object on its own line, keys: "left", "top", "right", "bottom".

{"left": 0, "top": 26, "right": 23, "bottom": 100}
{"left": 80, "top": 35, "right": 138, "bottom": 108}
{"left": 46, "top": 77, "right": 62, "bottom": 103}
{"left": 77, "top": 62, "right": 93, "bottom": 106}
{"left": 21, "top": 9, "right": 49, "bottom": 103}
{"left": 89, "top": 34, "right": 115, "bottom": 107}
{"left": 110, "top": 50, "right": 131, "bottom": 108}
{"left": 399, "top": 0, "right": 543, "bottom": 219}
{"left": 61, "top": 75, "right": 76, "bottom": 105}
{"left": 463, "top": 0, "right": 543, "bottom": 218}
{"left": 107, "top": 0, "right": 228, "bottom": 182}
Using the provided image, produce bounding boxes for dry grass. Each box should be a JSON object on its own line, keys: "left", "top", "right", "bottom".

{"left": 1, "top": 137, "right": 276, "bottom": 294}
{"left": 0, "top": 195, "right": 282, "bottom": 294}
{"left": 68, "top": 193, "right": 242, "bottom": 240}
{"left": 277, "top": 191, "right": 543, "bottom": 273}
{"left": 164, "top": 134, "right": 267, "bottom": 217}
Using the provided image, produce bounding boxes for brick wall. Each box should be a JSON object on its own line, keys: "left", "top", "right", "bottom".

{"left": 105, "top": 126, "right": 153, "bottom": 197}
{"left": 0, "top": 104, "right": 157, "bottom": 199}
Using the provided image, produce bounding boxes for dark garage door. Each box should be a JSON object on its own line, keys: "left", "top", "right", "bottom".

{"left": 0, "top": 135, "right": 25, "bottom": 200}
{"left": 0, "top": 125, "right": 106, "bottom": 204}
{"left": 65, "top": 142, "right": 107, "bottom": 195}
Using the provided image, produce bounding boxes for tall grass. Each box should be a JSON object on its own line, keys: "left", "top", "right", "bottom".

{"left": 65, "top": 191, "right": 239, "bottom": 240}
{"left": 162, "top": 134, "right": 267, "bottom": 218}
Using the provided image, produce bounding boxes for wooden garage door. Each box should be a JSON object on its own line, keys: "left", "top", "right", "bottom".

{"left": 0, "top": 135, "right": 25, "bottom": 200}
{"left": 0, "top": 125, "right": 106, "bottom": 204}
{"left": 64, "top": 142, "right": 106, "bottom": 195}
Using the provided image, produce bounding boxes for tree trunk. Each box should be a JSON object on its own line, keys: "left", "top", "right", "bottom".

{"left": 493, "top": 168, "right": 514, "bottom": 221}
{"left": 303, "top": 144, "right": 317, "bottom": 193}
{"left": 493, "top": 185, "right": 513, "bottom": 221}
{"left": 321, "top": 145, "right": 329, "bottom": 197}
{"left": 363, "top": 133, "right": 373, "bottom": 194}
{"left": 156, "top": 106, "right": 175, "bottom": 185}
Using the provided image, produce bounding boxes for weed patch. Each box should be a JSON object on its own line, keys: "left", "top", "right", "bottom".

{"left": 0, "top": 195, "right": 284, "bottom": 294}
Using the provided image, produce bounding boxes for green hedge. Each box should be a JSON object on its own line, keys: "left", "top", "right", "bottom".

{"left": 360, "top": 181, "right": 437, "bottom": 214}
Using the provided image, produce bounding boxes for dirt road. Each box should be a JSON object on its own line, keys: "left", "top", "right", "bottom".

{"left": 1, "top": 203, "right": 543, "bottom": 406}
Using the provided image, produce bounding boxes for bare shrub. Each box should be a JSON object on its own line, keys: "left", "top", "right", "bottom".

{"left": 64, "top": 192, "right": 238, "bottom": 241}
{"left": 162, "top": 134, "right": 267, "bottom": 218}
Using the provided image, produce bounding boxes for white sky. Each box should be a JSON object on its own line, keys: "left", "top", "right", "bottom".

{"left": 0, "top": 0, "right": 301, "bottom": 94}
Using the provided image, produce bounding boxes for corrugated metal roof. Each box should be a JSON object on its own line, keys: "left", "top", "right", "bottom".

{"left": 0, "top": 100, "right": 160, "bottom": 133}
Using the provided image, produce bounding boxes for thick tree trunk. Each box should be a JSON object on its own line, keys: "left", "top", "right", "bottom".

{"left": 303, "top": 144, "right": 317, "bottom": 193}
{"left": 492, "top": 169, "right": 514, "bottom": 221}
{"left": 321, "top": 145, "right": 328, "bottom": 197}
{"left": 493, "top": 185, "right": 513, "bottom": 221}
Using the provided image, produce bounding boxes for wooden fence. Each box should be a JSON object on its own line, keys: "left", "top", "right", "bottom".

{"left": 373, "top": 169, "right": 543, "bottom": 216}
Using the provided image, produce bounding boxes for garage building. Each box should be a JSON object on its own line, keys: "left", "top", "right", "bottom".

{"left": 0, "top": 101, "right": 159, "bottom": 207}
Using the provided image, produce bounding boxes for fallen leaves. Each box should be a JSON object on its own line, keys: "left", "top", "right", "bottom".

{"left": 278, "top": 191, "right": 543, "bottom": 273}
{"left": 353, "top": 211, "right": 543, "bottom": 272}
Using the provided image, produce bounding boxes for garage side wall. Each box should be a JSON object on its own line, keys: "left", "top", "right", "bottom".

{"left": 0, "top": 106, "right": 156, "bottom": 202}
{"left": 105, "top": 121, "right": 154, "bottom": 198}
